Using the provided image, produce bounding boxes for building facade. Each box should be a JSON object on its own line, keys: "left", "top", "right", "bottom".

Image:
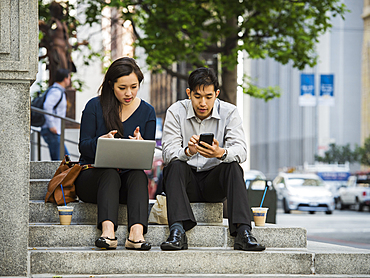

{"left": 246, "top": 0, "right": 363, "bottom": 178}
{"left": 362, "top": 0, "right": 370, "bottom": 144}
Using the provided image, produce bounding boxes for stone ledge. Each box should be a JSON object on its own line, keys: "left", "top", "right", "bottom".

{"left": 29, "top": 201, "right": 223, "bottom": 224}
{"left": 29, "top": 243, "right": 370, "bottom": 276}
{"left": 29, "top": 275, "right": 370, "bottom": 278}
{"left": 29, "top": 179, "right": 49, "bottom": 200}
{"left": 30, "top": 161, "right": 60, "bottom": 179}
{"left": 29, "top": 224, "right": 227, "bottom": 248}
{"left": 29, "top": 223, "right": 306, "bottom": 248}
{"left": 307, "top": 241, "right": 370, "bottom": 275}
{"left": 29, "top": 248, "right": 313, "bottom": 275}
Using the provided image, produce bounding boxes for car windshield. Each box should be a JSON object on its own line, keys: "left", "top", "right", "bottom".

{"left": 287, "top": 178, "right": 324, "bottom": 187}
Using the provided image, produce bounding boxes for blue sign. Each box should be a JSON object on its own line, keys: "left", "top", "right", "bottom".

{"left": 317, "top": 172, "right": 350, "bottom": 181}
{"left": 319, "top": 74, "right": 334, "bottom": 106}
{"left": 299, "top": 74, "right": 316, "bottom": 106}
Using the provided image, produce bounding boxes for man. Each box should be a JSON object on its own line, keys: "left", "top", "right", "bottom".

{"left": 161, "top": 67, "right": 265, "bottom": 251}
{"left": 41, "top": 68, "right": 70, "bottom": 160}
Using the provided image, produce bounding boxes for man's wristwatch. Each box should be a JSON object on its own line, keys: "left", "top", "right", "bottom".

{"left": 219, "top": 149, "right": 227, "bottom": 161}
{"left": 185, "top": 146, "right": 194, "bottom": 157}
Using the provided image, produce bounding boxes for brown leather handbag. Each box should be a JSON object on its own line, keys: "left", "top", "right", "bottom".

{"left": 45, "top": 155, "right": 83, "bottom": 205}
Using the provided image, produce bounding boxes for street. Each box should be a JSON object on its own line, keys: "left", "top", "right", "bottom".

{"left": 275, "top": 208, "right": 370, "bottom": 250}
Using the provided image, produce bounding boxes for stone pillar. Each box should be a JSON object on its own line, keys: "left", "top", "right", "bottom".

{"left": 0, "top": 0, "right": 38, "bottom": 276}
{"left": 362, "top": 0, "right": 370, "bottom": 143}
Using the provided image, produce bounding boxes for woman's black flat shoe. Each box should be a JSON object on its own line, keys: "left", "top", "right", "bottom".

{"left": 125, "top": 238, "right": 151, "bottom": 250}
{"left": 95, "top": 237, "right": 118, "bottom": 250}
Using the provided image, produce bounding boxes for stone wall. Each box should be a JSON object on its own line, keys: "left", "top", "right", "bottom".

{"left": 0, "top": 0, "right": 38, "bottom": 276}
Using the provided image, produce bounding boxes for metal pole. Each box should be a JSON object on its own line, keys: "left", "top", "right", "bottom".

{"left": 37, "top": 131, "right": 41, "bottom": 161}
{"left": 315, "top": 67, "right": 319, "bottom": 158}
{"left": 60, "top": 119, "right": 65, "bottom": 160}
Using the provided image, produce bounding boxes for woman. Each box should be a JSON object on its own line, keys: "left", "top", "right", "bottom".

{"left": 75, "top": 57, "right": 156, "bottom": 250}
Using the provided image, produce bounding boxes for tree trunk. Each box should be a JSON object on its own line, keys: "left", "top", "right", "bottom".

{"left": 220, "top": 63, "right": 237, "bottom": 105}
{"left": 219, "top": 17, "right": 238, "bottom": 105}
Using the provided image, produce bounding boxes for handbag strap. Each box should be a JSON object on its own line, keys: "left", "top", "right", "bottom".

{"left": 45, "top": 164, "right": 80, "bottom": 202}
{"left": 81, "top": 164, "right": 94, "bottom": 170}
{"left": 45, "top": 173, "right": 68, "bottom": 202}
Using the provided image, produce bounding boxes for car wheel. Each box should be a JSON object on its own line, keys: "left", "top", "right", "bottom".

{"left": 335, "top": 198, "right": 342, "bottom": 210}
{"left": 283, "top": 198, "right": 290, "bottom": 214}
{"left": 325, "top": 210, "right": 333, "bottom": 215}
{"left": 309, "top": 211, "right": 315, "bottom": 214}
{"left": 359, "top": 203, "right": 364, "bottom": 211}
{"left": 354, "top": 198, "right": 364, "bottom": 212}
{"left": 339, "top": 198, "right": 347, "bottom": 210}
{"left": 353, "top": 198, "right": 361, "bottom": 211}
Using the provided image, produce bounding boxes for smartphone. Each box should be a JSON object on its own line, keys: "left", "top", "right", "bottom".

{"left": 199, "top": 133, "right": 214, "bottom": 149}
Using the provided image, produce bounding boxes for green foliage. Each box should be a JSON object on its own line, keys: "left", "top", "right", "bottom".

{"left": 317, "top": 138, "right": 370, "bottom": 166}
{"left": 31, "top": 80, "right": 49, "bottom": 100}
{"left": 39, "top": 0, "right": 82, "bottom": 38}
{"left": 50, "top": 0, "right": 348, "bottom": 101}
{"left": 240, "top": 75, "right": 281, "bottom": 102}
{"left": 38, "top": 0, "right": 103, "bottom": 90}
{"left": 315, "top": 143, "right": 358, "bottom": 164}
{"left": 357, "top": 137, "right": 370, "bottom": 167}
{"left": 72, "top": 77, "right": 86, "bottom": 92}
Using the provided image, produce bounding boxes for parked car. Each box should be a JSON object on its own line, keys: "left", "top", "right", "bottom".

{"left": 337, "top": 172, "right": 370, "bottom": 211}
{"left": 273, "top": 172, "right": 335, "bottom": 214}
{"left": 244, "top": 170, "right": 266, "bottom": 189}
{"left": 302, "top": 162, "right": 350, "bottom": 207}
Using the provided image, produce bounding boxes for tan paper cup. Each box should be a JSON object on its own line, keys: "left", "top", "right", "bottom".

{"left": 251, "top": 207, "right": 269, "bottom": 227}
{"left": 57, "top": 206, "right": 74, "bottom": 225}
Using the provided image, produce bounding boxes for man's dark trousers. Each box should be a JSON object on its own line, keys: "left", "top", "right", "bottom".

{"left": 163, "top": 160, "right": 252, "bottom": 236}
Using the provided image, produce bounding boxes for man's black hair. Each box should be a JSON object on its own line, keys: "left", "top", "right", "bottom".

{"left": 55, "top": 68, "right": 70, "bottom": 83}
{"left": 188, "top": 67, "right": 219, "bottom": 92}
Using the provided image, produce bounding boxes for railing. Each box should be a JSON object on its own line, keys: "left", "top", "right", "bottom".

{"left": 30, "top": 106, "right": 80, "bottom": 161}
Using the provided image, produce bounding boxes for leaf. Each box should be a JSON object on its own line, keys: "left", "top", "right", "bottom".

{"left": 39, "top": 0, "right": 348, "bottom": 103}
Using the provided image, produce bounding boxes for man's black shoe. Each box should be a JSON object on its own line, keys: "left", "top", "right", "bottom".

{"left": 234, "top": 230, "right": 265, "bottom": 251}
{"left": 160, "top": 228, "right": 188, "bottom": 250}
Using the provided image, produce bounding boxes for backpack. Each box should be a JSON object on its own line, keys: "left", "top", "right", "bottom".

{"left": 31, "top": 86, "right": 64, "bottom": 127}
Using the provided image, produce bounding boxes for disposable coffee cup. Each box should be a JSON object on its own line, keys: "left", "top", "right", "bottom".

{"left": 57, "top": 206, "right": 74, "bottom": 225}
{"left": 251, "top": 207, "right": 269, "bottom": 227}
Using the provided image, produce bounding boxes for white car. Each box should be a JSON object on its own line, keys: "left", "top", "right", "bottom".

{"left": 338, "top": 174, "right": 370, "bottom": 211}
{"left": 244, "top": 170, "right": 266, "bottom": 189}
{"left": 273, "top": 173, "right": 335, "bottom": 214}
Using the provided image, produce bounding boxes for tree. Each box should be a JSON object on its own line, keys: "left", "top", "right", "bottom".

{"left": 315, "top": 143, "right": 357, "bottom": 164}
{"left": 357, "top": 137, "right": 370, "bottom": 167}
{"left": 38, "top": 0, "right": 99, "bottom": 92}
{"left": 81, "top": 0, "right": 347, "bottom": 104}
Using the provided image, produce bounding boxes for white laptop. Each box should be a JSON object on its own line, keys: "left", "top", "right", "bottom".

{"left": 93, "top": 137, "right": 156, "bottom": 170}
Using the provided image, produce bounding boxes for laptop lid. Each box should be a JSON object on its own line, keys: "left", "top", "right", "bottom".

{"left": 93, "top": 138, "right": 156, "bottom": 170}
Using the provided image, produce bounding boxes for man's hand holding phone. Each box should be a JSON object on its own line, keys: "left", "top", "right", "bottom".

{"left": 187, "top": 135, "right": 199, "bottom": 156}
{"left": 186, "top": 133, "right": 225, "bottom": 159}
{"left": 197, "top": 133, "right": 219, "bottom": 158}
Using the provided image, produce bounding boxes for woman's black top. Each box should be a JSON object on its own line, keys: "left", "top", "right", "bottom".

{"left": 78, "top": 96, "right": 156, "bottom": 165}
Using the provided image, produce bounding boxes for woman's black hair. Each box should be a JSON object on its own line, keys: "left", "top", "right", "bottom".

{"left": 99, "top": 57, "right": 144, "bottom": 138}
{"left": 188, "top": 67, "right": 219, "bottom": 92}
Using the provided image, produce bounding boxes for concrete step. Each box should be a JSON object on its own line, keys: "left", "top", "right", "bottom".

{"left": 29, "top": 247, "right": 313, "bottom": 275}
{"left": 31, "top": 274, "right": 370, "bottom": 278}
{"left": 30, "top": 179, "right": 49, "bottom": 200}
{"left": 28, "top": 242, "right": 370, "bottom": 276}
{"left": 29, "top": 223, "right": 306, "bottom": 249}
{"left": 29, "top": 200, "right": 223, "bottom": 224}
{"left": 30, "top": 161, "right": 60, "bottom": 179}
{"left": 30, "top": 275, "right": 370, "bottom": 278}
